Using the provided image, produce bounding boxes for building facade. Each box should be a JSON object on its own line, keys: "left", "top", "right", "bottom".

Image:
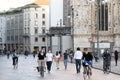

{"left": 0, "top": 15, "right": 6, "bottom": 53}
{"left": 0, "top": 0, "right": 50, "bottom": 53}
{"left": 5, "top": 9, "right": 24, "bottom": 52}
{"left": 23, "top": 3, "right": 49, "bottom": 53}
{"left": 69, "top": 0, "right": 120, "bottom": 53}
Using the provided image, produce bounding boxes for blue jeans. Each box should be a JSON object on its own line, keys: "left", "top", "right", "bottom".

{"left": 64, "top": 59, "right": 68, "bottom": 69}
{"left": 75, "top": 59, "right": 81, "bottom": 73}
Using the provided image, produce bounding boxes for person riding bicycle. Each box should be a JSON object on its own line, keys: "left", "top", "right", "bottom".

{"left": 82, "top": 48, "right": 93, "bottom": 75}
{"left": 12, "top": 50, "right": 18, "bottom": 68}
{"left": 37, "top": 50, "right": 46, "bottom": 72}
{"left": 102, "top": 49, "right": 111, "bottom": 73}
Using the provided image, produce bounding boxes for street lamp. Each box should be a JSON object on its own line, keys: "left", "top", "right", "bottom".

{"left": 89, "top": 0, "right": 107, "bottom": 58}
{"left": 57, "top": 19, "right": 62, "bottom": 53}
{"left": 68, "top": 5, "right": 74, "bottom": 51}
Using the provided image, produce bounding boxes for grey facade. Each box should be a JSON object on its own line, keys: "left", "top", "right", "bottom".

{"left": 67, "top": 0, "right": 120, "bottom": 53}
{"left": 63, "top": 0, "right": 71, "bottom": 27}
{"left": 5, "top": 9, "right": 24, "bottom": 52}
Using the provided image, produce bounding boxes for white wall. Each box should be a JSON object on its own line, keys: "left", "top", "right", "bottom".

{"left": 50, "top": 0, "right": 63, "bottom": 27}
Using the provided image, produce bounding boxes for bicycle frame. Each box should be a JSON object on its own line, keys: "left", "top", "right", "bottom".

{"left": 39, "top": 61, "right": 45, "bottom": 77}
{"left": 83, "top": 66, "right": 91, "bottom": 80}
{"left": 13, "top": 57, "right": 18, "bottom": 69}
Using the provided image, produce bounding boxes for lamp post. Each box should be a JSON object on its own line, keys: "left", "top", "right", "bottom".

{"left": 96, "top": 0, "right": 108, "bottom": 57}
{"left": 97, "top": 0, "right": 100, "bottom": 58}
{"left": 57, "top": 19, "right": 62, "bottom": 53}
{"left": 68, "top": 5, "right": 74, "bottom": 51}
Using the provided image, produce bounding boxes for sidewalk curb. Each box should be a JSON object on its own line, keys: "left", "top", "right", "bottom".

{"left": 92, "top": 67, "right": 120, "bottom": 75}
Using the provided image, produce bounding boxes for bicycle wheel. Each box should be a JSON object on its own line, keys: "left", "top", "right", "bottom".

{"left": 83, "top": 67, "right": 87, "bottom": 80}
{"left": 87, "top": 69, "right": 91, "bottom": 79}
{"left": 40, "top": 66, "right": 44, "bottom": 77}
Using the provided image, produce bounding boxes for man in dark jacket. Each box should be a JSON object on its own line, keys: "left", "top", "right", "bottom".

{"left": 82, "top": 48, "right": 93, "bottom": 75}
{"left": 102, "top": 49, "right": 111, "bottom": 72}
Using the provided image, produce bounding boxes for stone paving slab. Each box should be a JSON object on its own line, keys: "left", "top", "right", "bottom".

{"left": 0, "top": 55, "right": 120, "bottom": 80}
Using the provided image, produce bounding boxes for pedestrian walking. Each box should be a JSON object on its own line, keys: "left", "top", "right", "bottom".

{"left": 46, "top": 50, "right": 53, "bottom": 73}
{"left": 7, "top": 50, "right": 10, "bottom": 59}
{"left": 94, "top": 50, "right": 99, "bottom": 62}
{"left": 114, "top": 50, "right": 119, "bottom": 66}
{"left": 74, "top": 47, "right": 83, "bottom": 73}
{"left": 63, "top": 50, "right": 69, "bottom": 70}
{"left": 69, "top": 50, "right": 74, "bottom": 63}
{"left": 33, "top": 51, "right": 36, "bottom": 59}
{"left": 55, "top": 51, "right": 60, "bottom": 69}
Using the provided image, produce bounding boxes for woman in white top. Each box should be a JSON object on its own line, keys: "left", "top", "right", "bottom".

{"left": 46, "top": 50, "right": 53, "bottom": 73}
{"left": 55, "top": 51, "right": 60, "bottom": 69}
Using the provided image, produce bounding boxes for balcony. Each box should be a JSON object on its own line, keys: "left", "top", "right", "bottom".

{"left": 23, "top": 33, "right": 30, "bottom": 37}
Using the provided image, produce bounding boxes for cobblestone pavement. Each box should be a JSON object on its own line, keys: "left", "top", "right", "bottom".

{"left": 0, "top": 55, "right": 120, "bottom": 80}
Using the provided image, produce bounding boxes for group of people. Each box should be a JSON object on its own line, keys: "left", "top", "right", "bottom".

{"left": 10, "top": 47, "right": 119, "bottom": 75}
{"left": 37, "top": 47, "right": 93, "bottom": 75}
{"left": 74, "top": 47, "right": 93, "bottom": 74}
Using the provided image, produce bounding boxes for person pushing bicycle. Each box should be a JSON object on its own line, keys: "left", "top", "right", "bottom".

{"left": 102, "top": 49, "right": 111, "bottom": 73}
{"left": 82, "top": 48, "right": 93, "bottom": 75}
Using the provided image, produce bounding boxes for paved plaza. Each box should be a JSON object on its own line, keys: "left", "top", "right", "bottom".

{"left": 0, "top": 55, "right": 120, "bottom": 80}
{"left": 93, "top": 58, "right": 120, "bottom": 75}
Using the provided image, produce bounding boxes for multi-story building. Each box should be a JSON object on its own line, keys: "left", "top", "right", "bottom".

{"left": 0, "top": 0, "right": 49, "bottom": 53}
{"left": 23, "top": 2, "right": 49, "bottom": 53}
{"left": 0, "top": 15, "right": 6, "bottom": 53}
{"left": 5, "top": 8, "right": 24, "bottom": 52}
{"left": 68, "top": 0, "right": 120, "bottom": 54}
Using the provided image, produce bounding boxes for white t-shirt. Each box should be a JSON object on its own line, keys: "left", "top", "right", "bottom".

{"left": 74, "top": 51, "right": 83, "bottom": 59}
{"left": 46, "top": 53, "right": 53, "bottom": 61}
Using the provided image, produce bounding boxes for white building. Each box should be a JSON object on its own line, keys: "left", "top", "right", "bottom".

{"left": 23, "top": 3, "right": 49, "bottom": 53}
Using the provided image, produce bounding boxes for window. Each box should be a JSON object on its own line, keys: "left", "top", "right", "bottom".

{"left": 42, "top": 28, "right": 46, "bottom": 34}
{"left": 42, "top": 14, "right": 45, "bottom": 19}
{"left": 35, "top": 21, "right": 38, "bottom": 26}
{"left": 15, "top": 36, "right": 18, "bottom": 41}
{"left": 42, "top": 21, "right": 45, "bottom": 26}
{"left": 34, "top": 28, "right": 38, "bottom": 34}
{"left": 0, "top": 38, "right": 2, "bottom": 42}
{"left": 99, "top": 3, "right": 108, "bottom": 31}
{"left": 35, "top": 37, "right": 38, "bottom": 42}
{"left": 42, "top": 37, "right": 45, "bottom": 42}
{"left": 35, "top": 13, "right": 38, "bottom": 19}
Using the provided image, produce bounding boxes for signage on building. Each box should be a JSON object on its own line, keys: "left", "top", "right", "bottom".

{"left": 94, "top": 43, "right": 110, "bottom": 48}
{"left": 88, "top": 38, "right": 93, "bottom": 42}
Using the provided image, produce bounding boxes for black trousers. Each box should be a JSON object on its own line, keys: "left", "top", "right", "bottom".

{"left": 46, "top": 61, "right": 52, "bottom": 71}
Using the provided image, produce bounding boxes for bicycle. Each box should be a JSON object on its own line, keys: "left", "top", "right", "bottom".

{"left": 39, "top": 61, "right": 45, "bottom": 77}
{"left": 103, "top": 60, "right": 111, "bottom": 74}
{"left": 12, "top": 56, "right": 18, "bottom": 69}
{"left": 82, "top": 62, "right": 91, "bottom": 80}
